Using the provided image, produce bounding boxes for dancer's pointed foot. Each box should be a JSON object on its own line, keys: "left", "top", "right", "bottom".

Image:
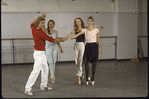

{"left": 77, "top": 76, "right": 81, "bottom": 84}
{"left": 50, "top": 76, "right": 55, "bottom": 84}
{"left": 91, "top": 81, "right": 95, "bottom": 85}
{"left": 88, "top": 77, "right": 90, "bottom": 81}
{"left": 86, "top": 81, "right": 89, "bottom": 85}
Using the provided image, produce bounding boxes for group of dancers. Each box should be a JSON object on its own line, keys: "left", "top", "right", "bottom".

{"left": 24, "top": 13, "right": 104, "bottom": 96}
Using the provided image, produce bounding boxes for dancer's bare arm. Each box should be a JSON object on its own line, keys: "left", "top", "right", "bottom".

{"left": 32, "top": 13, "right": 46, "bottom": 24}
{"left": 54, "top": 38, "right": 66, "bottom": 43}
{"left": 94, "top": 24, "right": 104, "bottom": 29}
{"left": 97, "top": 33, "right": 101, "bottom": 54}
{"left": 64, "top": 30, "right": 76, "bottom": 39}
{"left": 56, "top": 30, "right": 64, "bottom": 53}
{"left": 66, "top": 30, "right": 85, "bottom": 40}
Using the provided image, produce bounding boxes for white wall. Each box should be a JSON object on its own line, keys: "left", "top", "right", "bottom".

{"left": 1, "top": 0, "right": 148, "bottom": 64}
{"left": 2, "top": 12, "right": 116, "bottom": 64}
{"left": 117, "top": 12, "right": 138, "bottom": 59}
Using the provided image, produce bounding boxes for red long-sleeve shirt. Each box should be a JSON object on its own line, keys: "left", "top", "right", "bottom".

{"left": 31, "top": 23, "right": 55, "bottom": 50}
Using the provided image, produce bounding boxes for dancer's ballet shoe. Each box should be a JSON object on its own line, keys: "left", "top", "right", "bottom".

{"left": 82, "top": 74, "right": 84, "bottom": 78}
{"left": 77, "top": 76, "right": 81, "bottom": 84}
{"left": 86, "top": 81, "right": 89, "bottom": 85}
{"left": 91, "top": 81, "right": 95, "bottom": 85}
{"left": 50, "top": 76, "right": 55, "bottom": 84}
{"left": 88, "top": 77, "right": 90, "bottom": 81}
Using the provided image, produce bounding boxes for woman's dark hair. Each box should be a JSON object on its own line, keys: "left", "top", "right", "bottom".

{"left": 88, "top": 16, "right": 94, "bottom": 21}
{"left": 47, "top": 20, "right": 55, "bottom": 34}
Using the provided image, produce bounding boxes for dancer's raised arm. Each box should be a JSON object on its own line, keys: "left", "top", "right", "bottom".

{"left": 32, "top": 13, "right": 46, "bottom": 24}
{"left": 93, "top": 24, "right": 104, "bottom": 29}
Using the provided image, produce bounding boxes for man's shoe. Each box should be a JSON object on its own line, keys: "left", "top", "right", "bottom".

{"left": 40, "top": 86, "right": 52, "bottom": 91}
{"left": 24, "top": 91, "right": 33, "bottom": 96}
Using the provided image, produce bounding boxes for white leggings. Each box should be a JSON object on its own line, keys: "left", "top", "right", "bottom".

{"left": 45, "top": 44, "right": 57, "bottom": 78}
{"left": 74, "top": 42, "right": 85, "bottom": 77}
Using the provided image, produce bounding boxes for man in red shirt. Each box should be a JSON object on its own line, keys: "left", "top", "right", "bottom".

{"left": 25, "top": 13, "right": 66, "bottom": 96}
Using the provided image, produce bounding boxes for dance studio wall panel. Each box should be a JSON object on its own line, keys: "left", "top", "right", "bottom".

{"left": 99, "top": 38, "right": 115, "bottom": 59}
{"left": 138, "top": 12, "right": 147, "bottom": 57}
{"left": 117, "top": 12, "right": 138, "bottom": 59}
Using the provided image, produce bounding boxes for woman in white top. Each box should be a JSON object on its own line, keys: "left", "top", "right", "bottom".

{"left": 65, "top": 16, "right": 101, "bottom": 85}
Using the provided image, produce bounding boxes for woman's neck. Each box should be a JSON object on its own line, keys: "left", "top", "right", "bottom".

{"left": 78, "top": 26, "right": 82, "bottom": 30}
{"left": 50, "top": 28, "right": 54, "bottom": 31}
{"left": 49, "top": 28, "right": 54, "bottom": 34}
{"left": 88, "top": 25, "right": 93, "bottom": 29}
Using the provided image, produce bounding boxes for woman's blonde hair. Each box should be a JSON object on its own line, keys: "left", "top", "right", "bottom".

{"left": 34, "top": 17, "right": 45, "bottom": 27}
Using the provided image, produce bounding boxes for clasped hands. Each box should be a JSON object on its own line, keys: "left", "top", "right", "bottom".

{"left": 61, "top": 37, "right": 69, "bottom": 42}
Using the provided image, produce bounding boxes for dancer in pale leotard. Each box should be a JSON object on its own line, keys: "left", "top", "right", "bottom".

{"left": 45, "top": 20, "right": 63, "bottom": 84}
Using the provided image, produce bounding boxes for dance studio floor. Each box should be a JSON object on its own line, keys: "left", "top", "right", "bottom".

{"left": 1, "top": 59, "right": 148, "bottom": 98}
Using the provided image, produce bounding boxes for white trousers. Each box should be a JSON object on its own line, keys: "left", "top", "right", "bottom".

{"left": 74, "top": 42, "right": 85, "bottom": 77}
{"left": 25, "top": 50, "right": 49, "bottom": 91}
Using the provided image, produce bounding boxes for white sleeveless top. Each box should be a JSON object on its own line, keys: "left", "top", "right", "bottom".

{"left": 46, "top": 31, "right": 57, "bottom": 45}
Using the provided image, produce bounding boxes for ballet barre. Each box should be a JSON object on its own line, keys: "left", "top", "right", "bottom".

{"left": 2, "top": 35, "right": 128, "bottom": 40}
{"left": 2, "top": 36, "right": 147, "bottom": 65}
{"left": 2, "top": 36, "right": 117, "bottom": 65}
